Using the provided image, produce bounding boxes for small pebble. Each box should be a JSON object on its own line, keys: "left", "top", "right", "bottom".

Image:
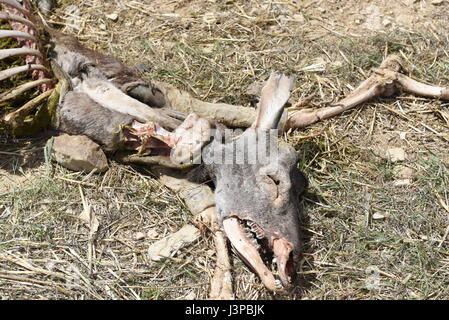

{"left": 134, "top": 232, "right": 145, "bottom": 240}
{"left": 106, "top": 13, "right": 119, "bottom": 21}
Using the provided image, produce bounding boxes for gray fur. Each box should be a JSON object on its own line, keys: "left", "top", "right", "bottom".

{"left": 58, "top": 91, "right": 134, "bottom": 150}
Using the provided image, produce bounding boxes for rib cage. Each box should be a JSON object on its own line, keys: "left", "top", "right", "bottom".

{"left": 1, "top": 0, "right": 54, "bottom": 131}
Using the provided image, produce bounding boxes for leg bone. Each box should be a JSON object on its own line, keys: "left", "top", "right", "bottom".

{"left": 286, "top": 55, "right": 449, "bottom": 130}
{"left": 78, "top": 78, "right": 181, "bottom": 131}
{"left": 152, "top": 168, "right": 234, "bottom": 300}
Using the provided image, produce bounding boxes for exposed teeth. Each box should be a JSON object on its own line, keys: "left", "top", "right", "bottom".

{"left": 272, "top": 258, "right": 277, "bottom": 264}
{"left": 274, "top": 279, "right": 282, "bottom": 289}
{"left": 251, "top": 238, "right": 260, "bottom": 246}
{"left": 256, "top": 232, "right": 264, "bottom": 239}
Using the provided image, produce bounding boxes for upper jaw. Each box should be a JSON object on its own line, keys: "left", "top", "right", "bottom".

{"left": 222, "top": 215, "right": 296, "bottom": 292}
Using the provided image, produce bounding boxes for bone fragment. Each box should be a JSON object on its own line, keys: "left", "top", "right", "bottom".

{"left": 209, "top": 227, "right": 234, "bottom": 300}
{"left": 147, "top": 224, "right": 200, "bottom": 261}
{"left": 397, "top": 73, "right": 449, "bottom": 100}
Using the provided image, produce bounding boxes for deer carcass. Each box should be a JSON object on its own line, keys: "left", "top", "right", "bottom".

{"left": 2, "top": 0, "right": 448, "bottom": 297}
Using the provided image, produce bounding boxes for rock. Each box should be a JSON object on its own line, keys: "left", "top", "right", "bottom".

{"left": 372, "top": 213, "right": 386, "bottom": 220}
{"left": 106, "top": 13, "right": 119, "bottom": 21}
{"left": 394, "top": 166, "right": 416, "bottom": 179}
{"left": 386, "top": 148, "right": 406, "bottom": 162}
{"left": 382, "top": 18, "right": 392, "bottom": 27}
{"left": 146, "top": 228, "right": 159, "bottom": 239}
{"left": 393, "top": 179, "right": 412, "bottom": 186}
{"left": 136, "top": 63, "right": 151, "bottom": 73}
{"left": 147, "top": 224, "right": 200, "bottom": 261}
{"left": 49, "top": 134, "right": 109, "bottom": 173}
{"left": 431, "top": 0, "right": 444, "bottom": 5}
{"left": 134, "top": 232, "right": 146, "bottom": 240}
{"left": 293, "top": 13, "right": 305, "bottom": 23}
{"left": 364, "top": 5, "right": 382, "bottom": 30}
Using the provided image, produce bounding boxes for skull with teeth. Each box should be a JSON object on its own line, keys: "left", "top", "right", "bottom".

{"left": 203, "top": 73, "right": 307, "bottom": 292}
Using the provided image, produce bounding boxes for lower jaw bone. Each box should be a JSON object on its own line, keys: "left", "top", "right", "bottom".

{"left": 223, "top": 217, "right": 278, "bottom": 292}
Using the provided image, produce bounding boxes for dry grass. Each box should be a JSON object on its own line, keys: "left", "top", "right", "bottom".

{"left": 1, "top": 0, "right": 449, "bottom": 299}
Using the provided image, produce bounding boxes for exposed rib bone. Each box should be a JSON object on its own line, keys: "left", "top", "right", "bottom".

{"left": 3, "top": 88, "right": 54, "bottom": 127}
{"left": 78, "top": 78, "right": 181, "bottom": 130}
{"left": 286, "top": 55, "right": 449, "bottom": 130}
{"left": 0, "top": 12, "right": 35, "bottom": 29}
{"left": 0, "top": 0, "right": 27, "bottom": 14}
{"left": 0, "top": 78, "right": 52, "bottom": 102}
{"left": 0, "top": 47, "right": 42, "bottom": 60}
{"left": 0, "top": 29, "right": 36, "bottom": 41}
{"left": 0, "top": 64, "right": 47, "bottom": 81}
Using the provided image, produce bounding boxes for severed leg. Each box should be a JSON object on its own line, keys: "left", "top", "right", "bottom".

{"left": 151, "top": 168, "right": 234, "bottom": 300}
{"left": 286, "top": 55, "right": 449, "bottom": 130}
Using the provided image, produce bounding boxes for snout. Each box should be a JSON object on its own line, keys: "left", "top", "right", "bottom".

{"left": 222, "top": 216, "right": 297, "bottom": 292}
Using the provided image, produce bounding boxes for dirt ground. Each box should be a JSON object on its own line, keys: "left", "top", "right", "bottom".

{"left": 1, "top": 0, "right": 448, "bottom": 300}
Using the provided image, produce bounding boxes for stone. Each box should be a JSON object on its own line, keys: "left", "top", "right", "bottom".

{"left": 385, "top": 147, "right": 406, "bottom": 162}
{"left": 372, "top": 213, "right": 386, "bottom": 220}
{"left": 393, "top": 179, "right": 412, "bottom": 186}
{"left": 134, "top": 232, "right": 146, "bottom": 240}
{"left": 49, "top": 134, "right": 109, "bottom": 173}
{"left": 106, "top": 13, "right": 119, "bottom": 21}
{"left": 394, "top": 166, "right": 416, "bottom": 179}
